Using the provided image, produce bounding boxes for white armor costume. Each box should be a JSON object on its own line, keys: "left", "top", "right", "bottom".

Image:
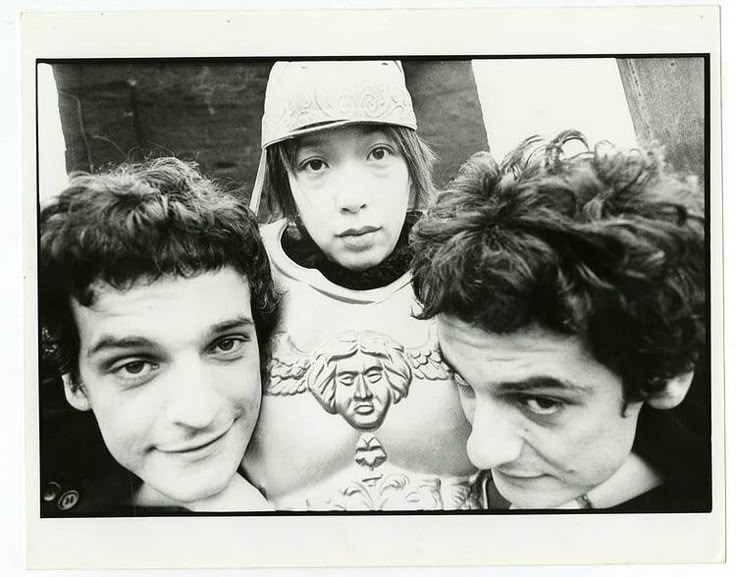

{"left": 242, "top": 60, "right": 479, "bottom": 510}
{"left": 242, "top": 220, "right": 479, "bottom": 510}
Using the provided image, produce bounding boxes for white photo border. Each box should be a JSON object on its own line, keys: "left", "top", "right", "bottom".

{"left": 22, "top": 6, "right": 724, "bottom": 569}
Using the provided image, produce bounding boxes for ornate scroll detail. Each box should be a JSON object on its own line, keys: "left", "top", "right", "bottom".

{"left": 261, "top": 61, "right": 417, "bottom": 147}
{"left": 275, "top": 433, "right": 482, "bottom": 511}
{"left": 303, "top": 470, "right": 481, "bottom": 511}
{"left": 307, "top": 429, "right": 446, "bottom": 512}
{"left": 300, "top": 473, "right": 483, "bottom": 511}
{"left": 324, "top": 474, "right": 444, "bottom": 511}
{"left": 265, "top": 328, "right": 452, "bottom": 430}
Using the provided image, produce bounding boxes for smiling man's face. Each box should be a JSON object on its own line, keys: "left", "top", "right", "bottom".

{"left": 66, "top": 268, "right": 261, "bottom": 505}
{"left": 437, "top": 315, "right": 644, "bottom": 509}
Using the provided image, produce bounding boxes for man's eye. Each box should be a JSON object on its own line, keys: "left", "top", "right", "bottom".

{"left": 210, "top": 336, "right": 247, "bottom": 357}
{"left": 368, "top": 145, "right": 392, "bottom": 162}
{"left": 299, "top": 158, "right": 328, "bottom": 173}
{"left": 113, "top": 359, "right": 157, "bottom": 380}
{"left": 520, "top": 396, "right": 563, "bottom": 416}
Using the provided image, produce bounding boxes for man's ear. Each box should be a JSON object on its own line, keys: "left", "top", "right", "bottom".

{"left": 62, "top": 373, "right": 91, "bottom": 411}
{"left": 646, "top": 371, "right": 694, "bottom": 410}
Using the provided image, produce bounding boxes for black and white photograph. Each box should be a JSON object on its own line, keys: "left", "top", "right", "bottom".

{"left": 19, "top": 5, "right": 724, "bottom": 570}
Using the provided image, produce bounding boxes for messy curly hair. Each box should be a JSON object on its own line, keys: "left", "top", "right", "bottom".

{"left": 40, "top": 157, "right": 280, "bottom": 377}
{"left": 411, "top": 130, "right": 705, "bottom": 402}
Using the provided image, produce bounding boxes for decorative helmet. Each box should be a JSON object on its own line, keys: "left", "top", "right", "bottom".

{"left": 250, "top": 60, "right": 417, "bottom": 213}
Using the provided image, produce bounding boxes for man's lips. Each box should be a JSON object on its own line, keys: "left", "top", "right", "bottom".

{"left": 159, "top": 425, "right": 231, "bottom": 454}
{"left": 493, "top": 470, "right": 551, "bottom": 487}
{"left": 337, "top": 225, "right": 381, "bottom": 238}
{"left": 496, "top": 470, "right": 543, "bottom": 479}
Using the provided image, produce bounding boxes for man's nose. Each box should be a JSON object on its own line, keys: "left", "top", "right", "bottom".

{"left": 335, "top": 163, "right": 371, "bottom": 214}
{"left": 465, "top": 400, "right": 524, "bottom": 470}
{"left": 354, "top": 375, "right": 373, "bottom": 400}
{"left": 164, "top": 358, "right": 220, "bottom": 429}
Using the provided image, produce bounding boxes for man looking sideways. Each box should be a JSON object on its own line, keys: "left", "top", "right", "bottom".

{"left": 411, "top": 131, "right": 707, "bottom": 511}
{"left": 39, "top": 158, "right": 278, "bottom": 512}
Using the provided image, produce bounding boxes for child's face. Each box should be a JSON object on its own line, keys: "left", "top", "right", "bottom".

{"left": 287, "top": 125, "right": 412, "bottom": 271}
{"left": 66, "top": 269, "right": 262, "bottom": 505}
{"left": 437, "top": 316, "right": 644, "bottom": 509}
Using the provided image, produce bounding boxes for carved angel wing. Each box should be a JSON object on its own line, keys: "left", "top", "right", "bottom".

{"left": 405, "top": 324, "right": 451, "bottom": 381}
{"left": 264, "top": 333, "right": 313, "bottom": 395}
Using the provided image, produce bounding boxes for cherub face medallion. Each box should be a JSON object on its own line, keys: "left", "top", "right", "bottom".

{"left": 333, "top": 351, "right": 393, "bottom": 428}
{"left": 266, "top": 328, "right": 449, "bottom": 431}
{"left": 308, "top": 332, "right": 412, "bottom": 429}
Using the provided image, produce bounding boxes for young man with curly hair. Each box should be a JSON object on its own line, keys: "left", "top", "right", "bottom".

{"left": 411, "top": 131, "right": 708, "bottom": 511}
{"left": 40, "top": 158, "right": 278, "bottom": 513}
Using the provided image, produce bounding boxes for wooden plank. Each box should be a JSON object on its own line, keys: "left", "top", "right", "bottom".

{"left": 617, "top": 58, "right": 705, "bottom": 182}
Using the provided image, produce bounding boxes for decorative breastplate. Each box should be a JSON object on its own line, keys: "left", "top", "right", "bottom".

{"left": 242, "top": 221, "right": 480, "bottom": 511}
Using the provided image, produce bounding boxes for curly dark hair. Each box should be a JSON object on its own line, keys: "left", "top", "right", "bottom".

{"left": 411, "top": 130, "right": 705, "bottom": 402}
{"left": 40, "top": 157, "right": 279, "bottom": 377}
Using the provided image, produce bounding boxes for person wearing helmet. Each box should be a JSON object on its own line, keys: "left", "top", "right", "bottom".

{"left": 242, "top": 60, "right": 479, "bottom": 510}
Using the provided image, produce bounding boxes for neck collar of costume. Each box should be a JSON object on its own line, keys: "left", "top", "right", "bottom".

{"left": 281, "top": 212, "right": 419, "bottom": 291}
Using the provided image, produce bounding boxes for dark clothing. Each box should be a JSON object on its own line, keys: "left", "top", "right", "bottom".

{"left": 280, "top": 212, "right": 418, "bottom": 290}
{"left": 481, "top": 474, "right": 708, "bottom": 514}
{"left": 605, "top": 482, "right": 702, "bottom": 513}
{"left": 41, "top": 443, "right": 154, "bottom": 516}
{"left": 624, "top": 353, "right": 712, "bottom": 513}
{"left": 39, "top": 372, "right": 186, "bottom": 516}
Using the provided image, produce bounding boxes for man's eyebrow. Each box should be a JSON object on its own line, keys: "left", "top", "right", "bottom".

{"left": 87, "top": 336, "right": 156, "bottom": 358}
{"left": 86, "top": 316, "right": 255, "bottom": 357}
{"left": 439, "top": 347, "right": 593, "bottom": 394}
{"left": 496, "top": 376, "right": 592, "bottom": 395}
{"left": 206, "top": 316, "right": 255, "bottom": 338}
